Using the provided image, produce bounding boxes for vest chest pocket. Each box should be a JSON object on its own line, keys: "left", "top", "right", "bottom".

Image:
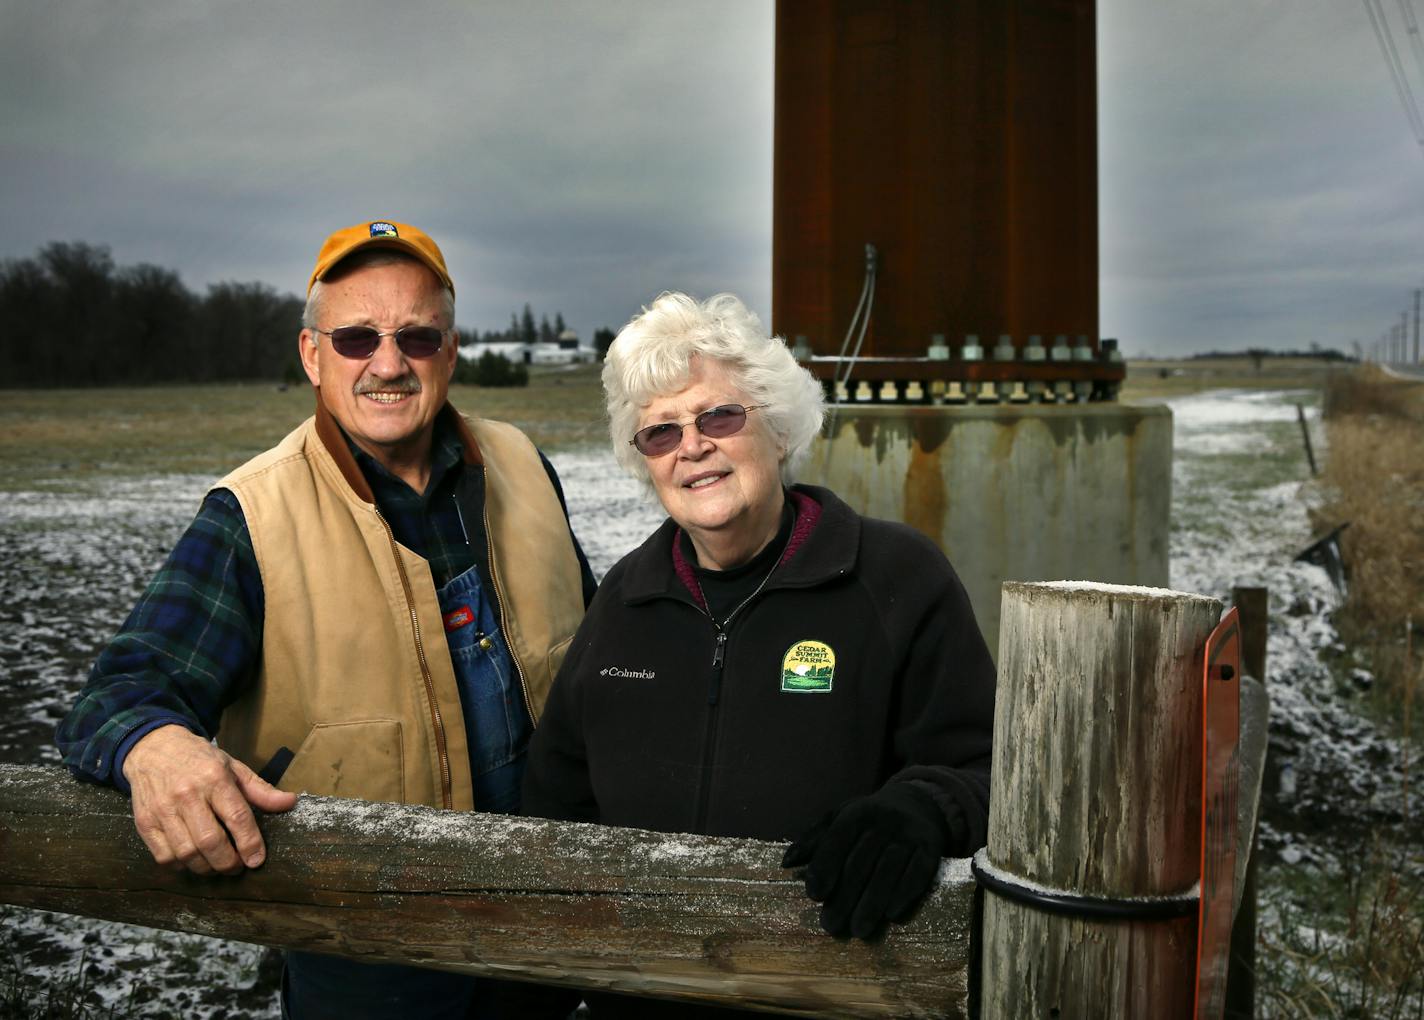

{"left": 546, "top": 634, "right": 574, "bottom": 682}
{"left": 279, "top": 719, "right": 405, "bottom": 803}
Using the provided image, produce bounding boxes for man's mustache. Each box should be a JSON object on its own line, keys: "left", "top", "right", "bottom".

{"left": 354, "top": 376, "right": 422, "bottom": 395}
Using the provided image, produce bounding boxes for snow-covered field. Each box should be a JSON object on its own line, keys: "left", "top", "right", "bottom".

{"left": 0, "top": 452, "right": 666, "bottom": 1017}
{"left": 1, "top": 390, "right": 1414, "bottom": 1016}
{"left": 1169, "top": 392, "right": 1415, "bottom": 849}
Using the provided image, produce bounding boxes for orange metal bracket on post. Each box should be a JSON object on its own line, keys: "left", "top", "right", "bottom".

{"left": 1196, "top": 607, "right": 1241, "bottom": 1020}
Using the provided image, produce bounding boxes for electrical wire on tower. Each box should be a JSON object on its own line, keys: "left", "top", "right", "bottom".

{"left": 818, "top": 243, "right": 877, "bottom": 481}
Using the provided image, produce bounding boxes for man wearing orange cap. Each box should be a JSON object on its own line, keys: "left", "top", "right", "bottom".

{"left": 58, "top": 220, "right": 596, "bottom": 1017}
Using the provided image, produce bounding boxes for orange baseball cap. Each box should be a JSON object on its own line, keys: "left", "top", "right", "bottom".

{"left": 307, "top": 220, "right": 454, "bottom": 296}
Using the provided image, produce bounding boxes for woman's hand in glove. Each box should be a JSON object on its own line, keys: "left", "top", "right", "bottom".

{"left": 781, "top": 782, "right": 961, "bottom": 940}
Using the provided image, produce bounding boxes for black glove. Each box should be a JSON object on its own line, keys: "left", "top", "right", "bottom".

{"left": 781, "top": 782, "right": 958, "bottom": 940}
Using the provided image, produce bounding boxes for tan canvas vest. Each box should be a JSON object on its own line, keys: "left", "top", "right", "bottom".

{"left": 213, "top": 402, "right": 585, "bottom": 810}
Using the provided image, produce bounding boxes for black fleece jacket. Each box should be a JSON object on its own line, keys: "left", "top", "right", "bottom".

{"left": 523, "top": 484, "right": 996, "bottom": 850}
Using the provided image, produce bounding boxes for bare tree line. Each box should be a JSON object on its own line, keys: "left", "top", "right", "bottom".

{"left": 2, "top": 242, "right": 306, "bottom": 387}
{"left": 1, "top": 242, "right": 614, "bottom": 387}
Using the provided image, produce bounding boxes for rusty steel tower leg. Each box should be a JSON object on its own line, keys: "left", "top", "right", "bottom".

{"left": 773, "top": 0, "right": 1098, "bottom": 361}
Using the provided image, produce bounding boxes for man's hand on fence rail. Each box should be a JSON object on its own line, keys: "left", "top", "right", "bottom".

{"left": 782, "top": 782, "right": 955, "bottom": 940}
{"left": 122, "top": 723, "right": 297, "bottom": 875}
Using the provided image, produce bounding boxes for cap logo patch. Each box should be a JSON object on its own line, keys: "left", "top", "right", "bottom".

{"left": 369, "top": 221, "right": 398, "bottom": 238}
{"left": 781, "top": 640, "right": 835, "bottom": 693}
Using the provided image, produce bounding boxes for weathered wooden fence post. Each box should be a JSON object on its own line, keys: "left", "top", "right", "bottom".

{"left": 1295, "top": 403, "right": 1318, "bottom": 476}
{"left": 976, "top": 581, "right": 1222, "bottom": 1018}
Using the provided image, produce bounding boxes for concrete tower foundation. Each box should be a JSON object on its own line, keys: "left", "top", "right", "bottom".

{"left": 812, "top": 403, "right": 1172, "bottom": 657}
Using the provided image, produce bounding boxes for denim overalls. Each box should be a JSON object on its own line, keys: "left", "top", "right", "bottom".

{"left": 435, "top": 561, "right": 533, "bottom": 813}
{"left": 283, "top": 564, "right": 534, "bottom": 1019}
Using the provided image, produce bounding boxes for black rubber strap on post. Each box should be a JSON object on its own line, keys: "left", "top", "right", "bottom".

{"left": 971, "top": 849, "right": 1198, "bottom": 921}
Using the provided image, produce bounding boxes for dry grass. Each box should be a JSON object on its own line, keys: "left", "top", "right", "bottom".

{"left": 1296, "top": 367, "right": 1424, "bottom": 1020}
{"left": 1319, "top": 367, "right": 1424, "bottom": 738}
{"left": 0, "top": 357, "right": 1337, "bottom": 487}
{"left": 0, "top": 365, "right": 608, "bottom": 490}
{"left": 1121, "top": 356, "right": 1349, "bottom": 401}
{"left": 1259, "top": 839, "right": 1424, "bottom": 1019}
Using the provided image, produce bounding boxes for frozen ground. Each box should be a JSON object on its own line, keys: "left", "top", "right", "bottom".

{"left": 1167, "top": 391, "right": 1417, "bottom": 855}
{"left": 0, "top": 453, "right": 664, "bottom": 1018}
{"left": 0, "top": 392, "right": 1414, "bottom": 1015}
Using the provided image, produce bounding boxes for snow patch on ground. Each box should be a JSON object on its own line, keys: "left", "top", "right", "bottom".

{"left": 1170, "top": 389, "right": 1309, "bottom": 429}
{"left": 0, "top": 460, "right": 665, "bottom": 1017}
{"left": 0, "top": 903, "right": 279, "bottom": 1015}
{"left": 545, "top": 449, "right": 666, "bottom": 578}
{"left": 0, "top": 388, "right": 1414, "bottom": 1014}
{"left": 1165, "top": 389, "right": 1414, "bottom": 869}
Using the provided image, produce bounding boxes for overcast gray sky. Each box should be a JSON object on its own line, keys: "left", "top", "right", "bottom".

{"left": 1, "top": 1, "right": 1420, "bottom": 357}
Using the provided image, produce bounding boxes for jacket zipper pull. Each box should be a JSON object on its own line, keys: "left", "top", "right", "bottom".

{"left": 708, "top": 629, "right": 728, "bottom": 705}
{"left": 454, "top": 495, "right": 471, "bottom": 544}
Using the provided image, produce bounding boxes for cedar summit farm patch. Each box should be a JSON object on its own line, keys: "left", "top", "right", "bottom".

{"left": 781, "top": 640, "right": 835, "bottom": 692}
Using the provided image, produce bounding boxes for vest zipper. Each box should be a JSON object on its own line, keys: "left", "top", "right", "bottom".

{"left": 481, "top": 476, "right": 535, "bottom": 722}
{"left": 376, "top": 506, "right": 453, "bottom": 810}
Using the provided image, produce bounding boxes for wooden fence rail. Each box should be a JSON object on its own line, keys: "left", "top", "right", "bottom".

{"left": 0, "top": 582, "right": 1272, "bottom": 1018}
{"left": 0, "top": 763, "right": 976, "bottom": 1019}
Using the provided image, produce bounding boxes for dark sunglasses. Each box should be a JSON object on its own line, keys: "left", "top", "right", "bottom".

{"left": 629, "top": 404, "right": 765, "bottom": 457}
{"left": 314, "top": 325, "right": 448, "bottom": 360}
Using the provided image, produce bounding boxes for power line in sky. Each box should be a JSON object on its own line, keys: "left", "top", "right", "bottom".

{"left": 1396, "top": 0, "right": 1424, "bottom": 83}
{"left": 1364, "top": 0, "right": 1424, "bottom": 158}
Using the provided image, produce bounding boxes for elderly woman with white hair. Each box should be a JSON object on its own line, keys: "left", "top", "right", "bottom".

{"left": 523, "top": 293, "right": 994, "bottom": 985}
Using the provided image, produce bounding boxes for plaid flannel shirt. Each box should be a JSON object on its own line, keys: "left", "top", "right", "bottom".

{"left": 56, "top": 418, "right": 591, "bottom": 790}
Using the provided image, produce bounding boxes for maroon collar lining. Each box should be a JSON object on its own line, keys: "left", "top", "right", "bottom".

{"left": 671, "top": 490, "right": 822, "bottom": 610}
